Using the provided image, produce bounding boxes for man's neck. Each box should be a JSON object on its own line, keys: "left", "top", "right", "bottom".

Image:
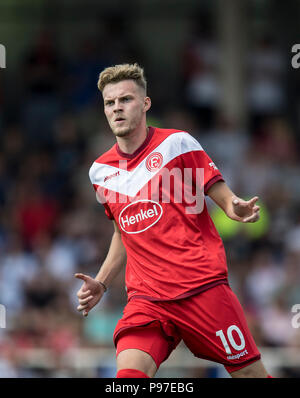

{"left": 116, "top": 126, "right": 149, "bottom": 155}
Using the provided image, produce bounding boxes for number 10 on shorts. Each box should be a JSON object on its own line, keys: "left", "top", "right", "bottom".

{"left": 216, "top": 325, "right": 245, "bottom": 355}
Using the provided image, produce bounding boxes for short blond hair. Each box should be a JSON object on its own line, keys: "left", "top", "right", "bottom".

{"left": 97, "top": 63, "right": 147, "bottom": 93}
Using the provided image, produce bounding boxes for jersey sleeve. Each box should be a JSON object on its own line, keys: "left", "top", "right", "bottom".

{"left": 102, "top": 203, "right": 114, "bottom": 220}
{"left": 92, "top": 183, "right": 114, "bottom": 220}
{"left": 180, "top": 134, "right": 224, "bottom": 195}
{"left": 193, "top": 150, "right": 224, "bottom": 195}
{"left": 89, "top": 161, "right": 115, "bottom": 220}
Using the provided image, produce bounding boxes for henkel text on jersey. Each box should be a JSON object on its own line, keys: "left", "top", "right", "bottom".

{"left": 119, "top": 200, "right": 163, "bottom": 234}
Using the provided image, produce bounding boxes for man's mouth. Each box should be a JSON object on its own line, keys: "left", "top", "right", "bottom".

{"left": 115, "top": 117, "right": 125, "bottom": 122}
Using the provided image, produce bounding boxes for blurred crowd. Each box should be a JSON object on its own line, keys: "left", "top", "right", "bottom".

{"left": 0, "top": 27, "right": 300, "bottom": 378}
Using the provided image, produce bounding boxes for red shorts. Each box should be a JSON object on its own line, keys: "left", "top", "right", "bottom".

{"left": 114, "top": 283, "right": 261, "bottom": 373}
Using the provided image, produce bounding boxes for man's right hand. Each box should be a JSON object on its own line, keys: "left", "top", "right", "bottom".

{"left": 75, "top": 273, "right": 105, "bottom": 317}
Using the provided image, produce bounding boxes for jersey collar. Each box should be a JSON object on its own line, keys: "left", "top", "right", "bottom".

{"left": 116, "top": 126, "right": 155, "bottom": 159}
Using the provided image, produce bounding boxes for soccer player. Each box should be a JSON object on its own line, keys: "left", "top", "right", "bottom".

{"left": 75, "top": 63, "right": 272, "bottom": 378}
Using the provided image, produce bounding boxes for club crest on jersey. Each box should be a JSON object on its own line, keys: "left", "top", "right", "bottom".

{"left": 146, "top": 152, "right": 163, "bottom": 172}
{"left": 119, "top": 200, "right": 163, "bottom": 234}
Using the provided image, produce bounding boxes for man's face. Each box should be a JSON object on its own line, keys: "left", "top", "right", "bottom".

{"left": 103, "top": 80, "right": 150, "bottom": 138}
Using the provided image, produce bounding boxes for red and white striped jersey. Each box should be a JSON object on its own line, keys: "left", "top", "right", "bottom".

{"left": 89, "top": 126, "right": 228, "bottom": 301}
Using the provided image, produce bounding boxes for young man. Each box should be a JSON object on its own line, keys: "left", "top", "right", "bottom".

{"left": 75, "top": 63, "right": 271, "bottom": 378}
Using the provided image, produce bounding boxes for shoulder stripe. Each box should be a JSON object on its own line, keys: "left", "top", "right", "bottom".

{"left": 89, "top": 132, "right": 203, "bottom": 197}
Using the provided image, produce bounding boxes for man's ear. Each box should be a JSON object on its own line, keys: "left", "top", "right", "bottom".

{"left": 144, "top": 96, "right": 151, "bottom": 112}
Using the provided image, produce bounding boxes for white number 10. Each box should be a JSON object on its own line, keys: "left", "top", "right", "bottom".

{"left": 216, "top": 325, "right": 245, "bottom": 354}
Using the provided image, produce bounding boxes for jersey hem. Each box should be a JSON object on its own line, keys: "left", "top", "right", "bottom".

{"left": 225, "top": 354, "right": 262, "bottom": 373}
{"left": 128, "top": 278, "right": 228, "bottom": 303}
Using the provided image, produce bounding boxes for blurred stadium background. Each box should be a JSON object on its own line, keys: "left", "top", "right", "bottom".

{"left": 0, "top": 0, "right": 300, "bottom": 378}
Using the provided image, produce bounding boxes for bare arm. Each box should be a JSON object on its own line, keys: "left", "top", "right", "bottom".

{"left": 207, "top": 181, "right": 260, "bottom": 223}
{"left": 75, "top": 220, "right": 126, "bottom": 316}
{"left": 94, "top": 220, "right": 127, "bottom": 287}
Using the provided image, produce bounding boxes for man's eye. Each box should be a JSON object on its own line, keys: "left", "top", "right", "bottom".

{"left": 105, "top": 101, "right": 113, "bottom": 106}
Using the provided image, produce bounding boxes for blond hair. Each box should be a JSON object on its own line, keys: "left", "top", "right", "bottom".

{"left": 97, "top": 63, "right": 147, "bottom": 93}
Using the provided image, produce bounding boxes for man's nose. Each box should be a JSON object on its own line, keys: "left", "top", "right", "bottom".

{"left": 113, "top": 100, "right": 123, "bottom": 112}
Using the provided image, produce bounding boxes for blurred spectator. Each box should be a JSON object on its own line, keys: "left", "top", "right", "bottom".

{"left": 0, "top": 154, "right": 9, "bottom": 207}
{"left": 285, "top": 216, "right": 300, "bottom": 255}
{"left": 258, "top": 295, "right": 298, "bottom": 347}
{"left": 0, "top": 233, "right": 39, "bottom": 316}
{"left": 11, "top": 181, "right": 60, "bottom": 249}
{"left": 1, "top": 124, "right": 25, "bottom": 181}
{"left": 24, "top": 268, "right": 63, "bottom": 310}
{"left": 246, "top": 36, "right": 286, "bottom": 128}
{"left": 198, "top": 112, "right": 250, "bottom": 189}
{"left": 53, "top": 113, "right": 86, "bottom": 176}
{"left": 63, "top": 38, "right": 110, "bottom": 112}
{"left": 245, "top": 247, "right": 286, "bottom": 310}
{"left": 21, "top": 30, "right": 62, "bottom": 145}
{"left": 182, "top": 19, "right": 220, "bottom": 129}
{"left": 31, "top": 232, "right": 77, "bottom": 283}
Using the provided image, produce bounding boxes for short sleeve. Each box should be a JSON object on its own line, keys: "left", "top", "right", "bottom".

{"left": 102, "top": 203, "right": 114, "bottom": 220}
{"left": 180, "top": 134, "right": 224, "bottom": 195}
{"left": 92, "top": 183, "right": 114, "bottom": 220}
{"left": 191, "top": 150, "right": 224, "bottom": 194}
